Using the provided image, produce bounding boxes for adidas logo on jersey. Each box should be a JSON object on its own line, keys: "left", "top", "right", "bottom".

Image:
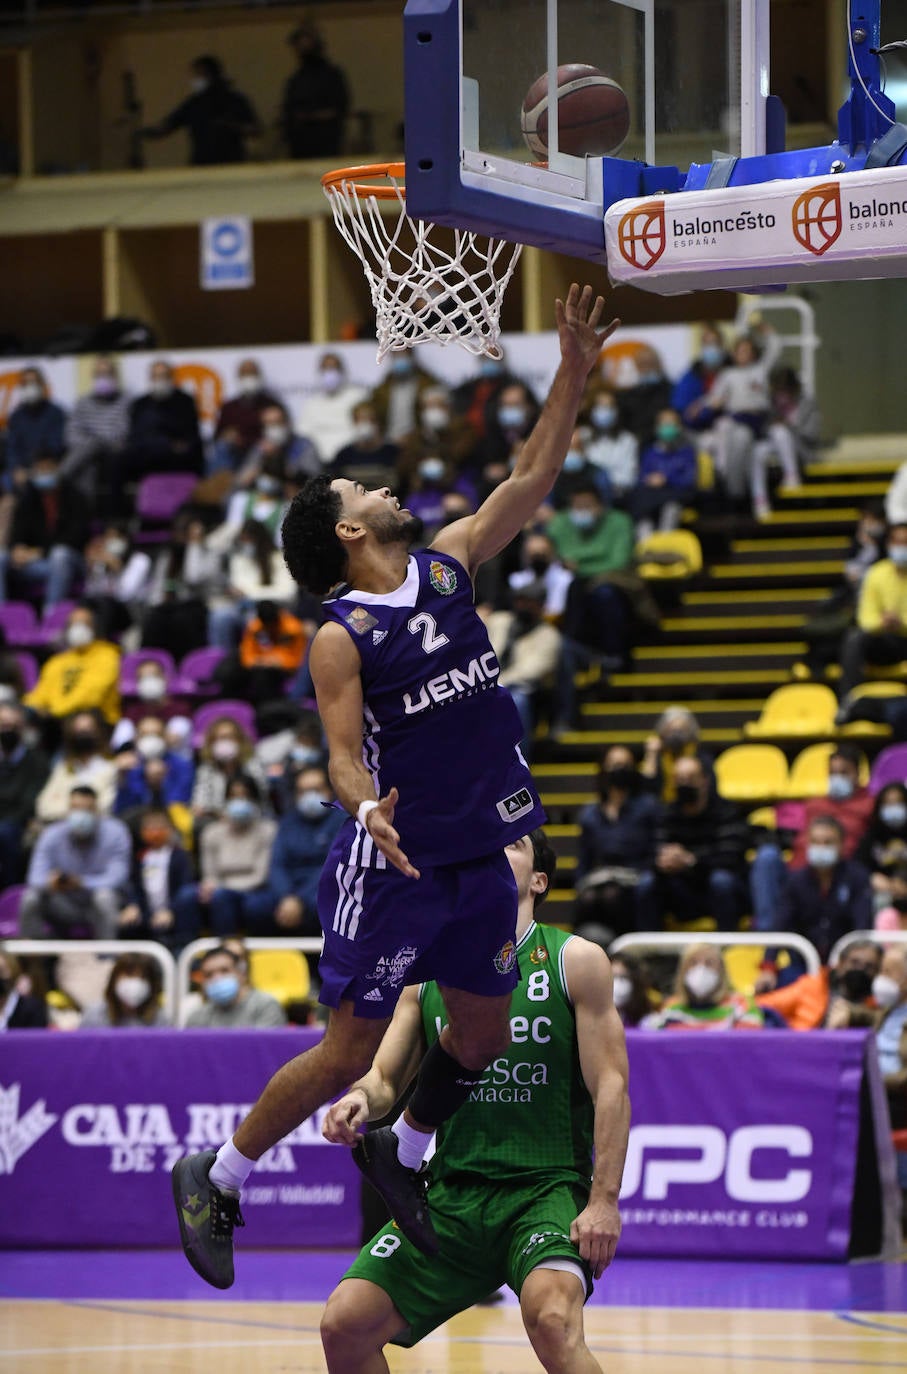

{"left": 363, "top": 988, "right": 384, "bottom": 1002}
{"left": 372, "top": 629, "right": 388, "bottom": 645}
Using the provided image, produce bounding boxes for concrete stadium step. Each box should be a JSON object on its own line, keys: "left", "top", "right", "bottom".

{"left": 607, "top": 666, "right": 790, "bottom": 692}
{"left": 728, "top": 537, "right": 849, "bottom": 563}
{"left": 659, "top": 614, "right": 806, "bottom": 643}
{"left": 805, "top": 457, "right": 900, "bottom": 477}
{"left": 761, "top": 508, "right": 860, "bottom": 532}
{"left": 680, "top": 588, "right": 830, "bottom": 615}
{"left": 580, "top": 699, "right": 763, "bottom": 729}
{"left": 776, "top": 481, "right": 887, "bottom": 505}
{"left": 534, "top": 763, "right": 598, "bottom": 795}
{"left": 633, "top": 642, "right": 805, "bottom": 672}
{"left": 706, "top": 559, "right": 843, "bottom": 587}
{"left": 558, "top": 724, "right": 747, "bottom": 750}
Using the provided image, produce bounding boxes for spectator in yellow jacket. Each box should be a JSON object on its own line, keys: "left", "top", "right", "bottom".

{"left": 25, "top": 606, "right": 121, "bottom": 725}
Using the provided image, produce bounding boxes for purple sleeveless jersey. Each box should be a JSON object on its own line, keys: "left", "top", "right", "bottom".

{"left": 323, "top": 548, "right": 545, "bottom": 868}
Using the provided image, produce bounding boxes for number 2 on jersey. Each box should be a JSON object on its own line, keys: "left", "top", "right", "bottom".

{"left": 407, "top": 611, "right": 449, "bottom": 654}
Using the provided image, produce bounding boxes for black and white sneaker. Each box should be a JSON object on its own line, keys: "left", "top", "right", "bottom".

{"left": 172, "top": 1150, "right": 245, "bottom": 1290}
{"left": 353, "top": 1127, "right": 438, "bottom": 1257}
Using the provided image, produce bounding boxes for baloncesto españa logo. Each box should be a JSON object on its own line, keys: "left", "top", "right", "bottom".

{"left": 791, "top": 182, "right": 842, "bottom": 256}
{"left": 616, "top": 202, "right": 666, "bottom": 271}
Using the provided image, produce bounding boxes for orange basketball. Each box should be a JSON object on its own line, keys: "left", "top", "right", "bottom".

{"left": 521, "top": 63, "right": 630, "bottom": 159}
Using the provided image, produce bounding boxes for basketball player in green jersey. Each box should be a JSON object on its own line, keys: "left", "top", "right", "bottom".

{"left": 320, "top": 829, "right": 629, "bottom": 1374}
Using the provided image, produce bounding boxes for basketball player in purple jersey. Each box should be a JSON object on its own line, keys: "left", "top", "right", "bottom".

{"left": 172, "top": 284, "right": 617, "bottom": 1287}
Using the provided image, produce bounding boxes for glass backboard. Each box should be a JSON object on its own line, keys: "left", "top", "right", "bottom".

{"left": 404, "top": 0, "right": 769, "bottom": 262}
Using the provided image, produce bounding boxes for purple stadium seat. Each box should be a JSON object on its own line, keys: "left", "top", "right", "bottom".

{"left": 134, "top": 473, "right": 199, "bottom": 544}
{"left": 14, "top": 652, "right": 39, "bottom": 693}
{"left": 0, "top": 885, "right": 26, "bottom": 938}
{"left": 176, "top": 647, "right": 225, "bottom": 697}
{"left": 192, "top": 699, "right": 257, "bottom": 748}
{"left": 38, "top": 601, "right": 77, "bottom": 645}
{"left": 0, "top": 602, "right": 40, "bottom": 648}
{"left": 120, "top": 649, "right": 177, "bottom": 696}
{"left": 869, "top": 743, "right": 907, "bottom": 795}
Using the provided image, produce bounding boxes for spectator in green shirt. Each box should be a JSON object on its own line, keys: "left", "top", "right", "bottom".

{"left": 546, "top": 483, "right": 636, "bottom": 733}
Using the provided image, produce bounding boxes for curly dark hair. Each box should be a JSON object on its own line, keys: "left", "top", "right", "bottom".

{"left": 281, "top": 475, "right": 346, "bottom": 595}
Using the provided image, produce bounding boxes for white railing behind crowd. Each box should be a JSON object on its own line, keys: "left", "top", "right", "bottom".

{"left": 176, "top": 936, "right": 323, "bottom": 1027}
{"left": 6, "top": 939, "right": 178, "bottom": 1020}
{"left": 829, "top": 929, "right": 907, "bottom": 967}
{"left": 610, "top": 930, "right": 822, "bottom": 975}
{"left": 734, "top": 295, "right": 820, "bottom": 397}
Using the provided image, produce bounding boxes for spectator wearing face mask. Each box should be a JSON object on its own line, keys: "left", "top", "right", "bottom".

{"left": 268, "top": 764, "right": 346, "bottom": 935}
{"left": 215, "top": 600, "right": 309, "bottom": 706}
{"left": 749, "top": 745, "right": 873, "bottom": 931}
{"left": 296, "top": 353, "right": 368, "bottom": 465}
{"left": 4, "top": 367, "right": 66, "bottom": 492}
{"left": 140, "top": 54, "right": 260, "bottom": 166}
{"left": 629, "top": 409, "right": 699, "bottom": 537}
{"left": 484, "top": 582, "right": 562, "bottom": 754}
{"left": 546, "top": 482, "right": 635, "bottom": 665}
{"left": 583, "top": 386, "right": 639, "bottom": 499}
{"left": 191, "top": 718, "right": 267, "bottom": 823}
{"left": 858, "top": 786, "right": 907, "bottom": 900}
{"left": 614, "top": 346, "right": 672, "bottom": 446}
{"left": 874, "top": 862, "right": 907, "bottom": 934}
{"left": 25, "top": 607, "right": 120, "bottom": 726}
{"left": 396, "top": 455, "right": 463, "bottom": 542}
{"left": 450, "top": 352, "right": 522, "bottom": 441}
{"left": 117, "top": 809, "right": 195, "bottom": 947}
{"left": 0, "top": 701, "right": 49, "bottom": 883}
{"left": 769, "top": 816, "right": 872, "bottom": 962}
{"left": 143, "top": 517, "right": 225, "bottom": 663}
{"left": 837, "top": 523, "right": 907, "bottom": 699}
{"left": 471, "top": 382, "right": 541, "bottom": 491}
{"left": 872, "top": 948, "right": 907, "bottom": 1141}
{"left": 545, "top": 427, "right": 606, "bottom": 511}
{"left": 758, "top": 939, "right": 882, "bottom": 1030}
{"left": 704, "top": 324, "right": 783, "bottom": 518}
{"left": 398, "top": 386, "right": 478, "bottom": 481}
{"left": 35, "top": 711, "right": 116, "bottom": 823}
{"left": 0, "top": 452, "right": 89, "bottom": 609}
{"left": 112, "top": 361, "right": 203, "bottom": 511}
{"left": 368, "top": 352, "right": 439, "bottom": 444}
{"left": 800, "top": 502, "right": 886, "bottom": 681}
{"left": 80, "top": 952, "right": 170, "bottom": 1027}
{"left": 174, "top": 776, "right": 277, "bottom": 939}
{"left": 82, "top": 523, "right": 153, "bottom": 641}
{"left": 186, "top": 945, "right": 286, "bottom": 1028}
{"left": 117, "top": 754, "right": 193, "bottom": 850}
{"left": 507, "top": 534, "right": 572, "bottom": 621}
{"left": 20, "top": 784, "right": 131, "bottom": 938}
{"left": 644, "top": 945, "right": 766, "bottom": 1029}
{"left": 236, "top": 403, "right": 319, "bottom": 489}
{"left": 640, "top": 706, "right": 714, "bottom": 802}
{"left": 60, "top": 356, "right": 131, "bottom": 497}
{"left": 0, "top": 944, "right": 48, "bottom": 1029}
{"left": 330, "top": 400, "right": 400, "bottom": 484}
{"left": 123, "top": 660, "right": 192, "bottom": 726}
{"left": 610, "top": 953, "right": 659, "bottom": 1028}
{"left": 208, "top": 520, "right": 297, "bottom": 652}
{"left": 115, "top": 717, "right": 195, "bottom": 812}
{"left": 210, "top": 360, "right": 282, "bottom": 474}
{"left": 670, "top": 324, "right": 729, "bottom": 432}
{"left": 574, "top": 745, "right": 658, "bottom": 940}
{"left": 256, "top": 711, "right": 325, "bottom": 801}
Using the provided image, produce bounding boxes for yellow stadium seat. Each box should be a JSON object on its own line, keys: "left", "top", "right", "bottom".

{"left": 747, "top": 806, "right": 777, "bottom": 829}
{"left": 715, "top": 744, "right": 789, "bottom": 802}
{"left": 787, "top": 742, "right": 870, "bottom": 798}
{"left": 724, "top": 945, "right": 765, "bottom": 996}
{"left": 249, "top": 948, "right": 311, "bottom": 1007}
{"left": 836, "top": 679, "right": 903, "bottom": 738}
{"left": 744, "top": 683, "right": 837, "bottom": 738}
{"left": 636, "top": 530, "right": 703, "bottom": 579}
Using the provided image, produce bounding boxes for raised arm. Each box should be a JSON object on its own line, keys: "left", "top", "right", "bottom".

{"left": 322, "top": 987, "right": 426, "bottom": 1144}
{"left": 564, "top": 936, "right": 631, "bottom": 1279}
{"left": 432, "top": 285, "right": 618, "bottom": 578}
{"left": 309, "top": 621, "right": 419, "bottom": 878}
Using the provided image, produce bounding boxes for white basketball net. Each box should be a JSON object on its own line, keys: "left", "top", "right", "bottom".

{"left": 322, "top": 167, "right": 523, "bottom": 361}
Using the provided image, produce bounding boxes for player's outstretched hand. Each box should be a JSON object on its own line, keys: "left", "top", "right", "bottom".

{"left": 323, "top": 1088, "right": 370, "bottom": 1146}
{"left": 365, "top": 787, "right": 421, "bottom": 879}
{"left": 555, "top": 282, "right": 619, "bottom": 378}
{"left": 570, "top": 1197, "right": 621, "bottom": 1279}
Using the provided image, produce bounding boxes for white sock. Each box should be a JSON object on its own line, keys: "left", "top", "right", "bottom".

{"left": 209, "top": 1137, "right": 255, "bottom": 1195}
{"left": 391, "top": 1116, "right": 433, "bottom": 1170}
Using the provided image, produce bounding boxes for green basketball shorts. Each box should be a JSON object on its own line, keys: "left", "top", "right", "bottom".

{"left": 342, "top": 1175, "right": 593, "bottom": 1347}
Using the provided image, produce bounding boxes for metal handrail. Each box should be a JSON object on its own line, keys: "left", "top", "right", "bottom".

{"left": 176, "top": 935, "right": 324, "bottom": 1027}
{"left": 735, "top": 295, "right": 820, "bottom": 397}
{"left": 609, "top": 929, "right": 822, "bottom": 975}
{"left": 829, "top": 928, "right": 907, "bottom": 967}
{"left": 6, "top": 938, "right": 178, "bottom": 1020}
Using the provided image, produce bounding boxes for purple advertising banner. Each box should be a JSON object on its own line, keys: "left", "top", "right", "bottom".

{"left": 619, "top": 1029, "right": 867, "bottom": 1261}
{"left": 0, "top": 1028, "right": 870, "bottom": 1258}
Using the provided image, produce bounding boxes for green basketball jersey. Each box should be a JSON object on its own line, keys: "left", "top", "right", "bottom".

{"left": 419, "top": 920, "right": 594, "bottom": 1188}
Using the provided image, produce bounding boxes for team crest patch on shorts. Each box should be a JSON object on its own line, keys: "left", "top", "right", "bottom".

{"left": 529, "top": 946, "right": 548, "bottom": 965}
{"left": 494, "top": 939, "right": 516, "bottom": 975}
{"left": 428, "top": 560, "right": 457, "bottom": 595}
{"left": 345, "top": 606, "right": 379, "bottom": 635}
{"left": 367, "top": 945, "right": 418, "bottom": 988}
{"left": 496, "top": 787, "right": 534, "bottom": 823}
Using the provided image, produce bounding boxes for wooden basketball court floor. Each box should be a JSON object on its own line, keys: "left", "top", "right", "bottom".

{"left": 2, "top": 1250, "right": 906, "bottom": 1372}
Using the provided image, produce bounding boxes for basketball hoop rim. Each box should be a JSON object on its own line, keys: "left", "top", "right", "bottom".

{"left": 321, "top": 162, "right": 406, "bottom": 200}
